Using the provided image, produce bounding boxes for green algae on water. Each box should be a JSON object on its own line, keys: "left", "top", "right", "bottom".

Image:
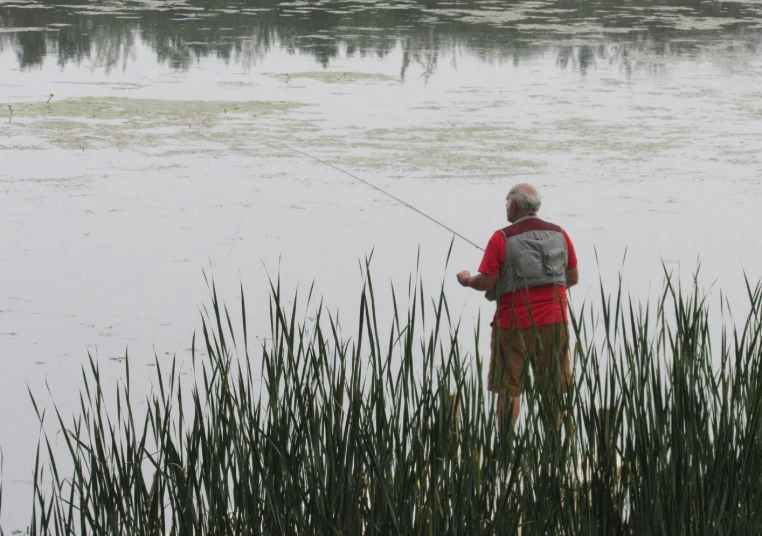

{"left": 2, "top": 97, "right": 307, "bottom": 152}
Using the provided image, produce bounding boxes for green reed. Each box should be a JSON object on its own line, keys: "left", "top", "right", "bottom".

{"left": 25, "top": 261, "right": 762, "bottom": 535}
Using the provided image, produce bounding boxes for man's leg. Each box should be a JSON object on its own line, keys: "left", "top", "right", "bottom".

{"left": 490, "top": 325, "right": 527, "bottom": 433}
{"left": 496, "top": 393, "right": 521, "bottom": 432}
{"left": 534, "top": 324, "right": 571, "bottom": 430}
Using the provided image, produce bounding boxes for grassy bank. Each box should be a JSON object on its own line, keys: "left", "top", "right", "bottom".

{"left": 26, "top": 265, "right": 762, "bottom": 534}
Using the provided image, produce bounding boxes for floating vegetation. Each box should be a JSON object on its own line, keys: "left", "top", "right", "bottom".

{"left": 1, "top": 97, "right": 307, "bottom": 152}
{"left": 6, "top": 97, "right": 301, "bottom": 120}
{"left": 267, "top": 71, "right": 399, "bottom": 83}
{"left": 26, "top": 264, "right": 762, "bottom": 533}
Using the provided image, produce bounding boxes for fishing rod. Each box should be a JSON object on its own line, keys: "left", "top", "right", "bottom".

{"left": 269, "top": 141, "right": 485, "bottom": 252}
{"left": 173, "top": 143, "right": 484, "bottom": 356}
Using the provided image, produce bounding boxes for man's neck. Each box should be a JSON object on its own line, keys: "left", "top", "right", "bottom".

{"left": 513, "top": 212, "right": 537, "bottom": 223}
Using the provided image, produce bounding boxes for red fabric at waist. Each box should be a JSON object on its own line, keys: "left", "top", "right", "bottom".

{"left": 493, "top": 284, "right": 568, "bottom": 329}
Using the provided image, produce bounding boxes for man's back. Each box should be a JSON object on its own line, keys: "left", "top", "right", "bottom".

{"left": 479, "top": 216, "right": 578, "bottom": 329}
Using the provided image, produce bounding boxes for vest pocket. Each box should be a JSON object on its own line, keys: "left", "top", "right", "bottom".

{"left": 544, "top": 248, "right": 566, "bottom": 276}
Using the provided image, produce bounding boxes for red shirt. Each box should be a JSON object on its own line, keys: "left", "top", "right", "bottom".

{"left": 478, "top": 224, "right": 578, "bottom": 329}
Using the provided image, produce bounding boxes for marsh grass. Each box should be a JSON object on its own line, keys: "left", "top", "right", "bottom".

{"left": 25, "top": 261, "right": 762, "bottom": 535}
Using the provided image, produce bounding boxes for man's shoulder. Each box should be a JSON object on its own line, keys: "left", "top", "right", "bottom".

{"left": 485, "top": 229, "right": 507, "bottom": 250}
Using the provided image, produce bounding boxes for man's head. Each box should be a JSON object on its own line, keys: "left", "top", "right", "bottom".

{"left": 506, "top": 183, "right": 541, "bottom": 223}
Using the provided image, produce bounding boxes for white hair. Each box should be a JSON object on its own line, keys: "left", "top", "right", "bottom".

{"left": 508, "top": 187, "right": 542, "bottom": 212}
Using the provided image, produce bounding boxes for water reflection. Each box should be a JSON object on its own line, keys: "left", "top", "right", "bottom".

{"left": 1, "top": 0, "right": 761, "bottom": 73}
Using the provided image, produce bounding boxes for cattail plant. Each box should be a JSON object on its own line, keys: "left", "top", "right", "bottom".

{"left": 26, "top": 261, "right": 762, "bottom": 534}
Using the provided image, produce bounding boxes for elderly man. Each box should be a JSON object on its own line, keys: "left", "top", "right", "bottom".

{"left": 457, "top": 183, "right": 578, "bottom": 431}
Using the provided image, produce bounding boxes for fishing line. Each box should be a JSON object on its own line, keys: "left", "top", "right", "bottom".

{"left": 268, "top": 141, "right": 485, "bottom": 252}
{"left": 172, "top": 142, "right": 485, "bottom": 357}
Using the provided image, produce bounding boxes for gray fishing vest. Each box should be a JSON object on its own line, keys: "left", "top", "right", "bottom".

{"left": 485, "top": 216, "right": 569, "bottom": 302}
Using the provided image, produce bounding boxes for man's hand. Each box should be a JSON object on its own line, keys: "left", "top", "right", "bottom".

{"left": 457, "top": 271, "right": 498, "bottom": 291}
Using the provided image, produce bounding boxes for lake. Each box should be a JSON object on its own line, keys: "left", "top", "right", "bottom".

{"left": 2, "top": 0, "right": 762, "bottom": 530}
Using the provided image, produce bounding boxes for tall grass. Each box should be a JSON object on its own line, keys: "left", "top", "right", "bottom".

{"left": 26, "top": 263, "right": 762, "bottom": 535}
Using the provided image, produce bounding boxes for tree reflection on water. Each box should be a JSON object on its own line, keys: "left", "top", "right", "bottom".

{"left": 0, "top": 0, "right": 760, "bottom": 74}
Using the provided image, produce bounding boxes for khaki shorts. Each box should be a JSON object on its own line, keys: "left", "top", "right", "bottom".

{"left": 488, "top": 323, "right": 572, "bottom": 397}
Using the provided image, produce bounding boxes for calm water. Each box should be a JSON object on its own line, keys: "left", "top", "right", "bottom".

{"left": 2, "top": 0, "right": 762, "bottom": 530}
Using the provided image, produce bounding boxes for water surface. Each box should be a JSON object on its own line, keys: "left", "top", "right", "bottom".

{"left": 2, "top": 0, "right": 762, "bottom": 530}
